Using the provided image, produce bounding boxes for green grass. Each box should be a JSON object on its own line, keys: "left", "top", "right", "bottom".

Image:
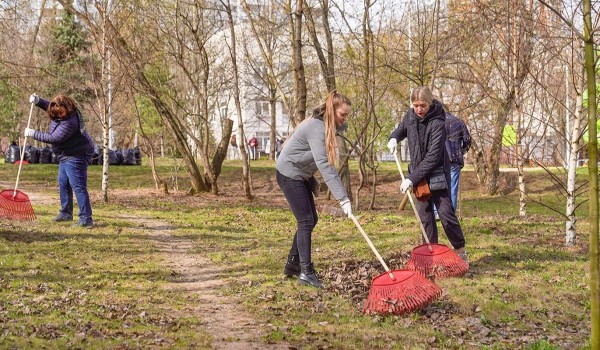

{"left": 0, "top": 159, "right": 593, "bottom": 349}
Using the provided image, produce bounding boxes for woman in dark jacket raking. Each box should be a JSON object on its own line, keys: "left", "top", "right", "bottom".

{"left": 276, "top": 90, "right": 352, "bottom": 289}
{"left": 25, "top": 94, "right": 95, "bottom": 228}
{"left": 387, "top": 87, "right": 467, "bottom": 263}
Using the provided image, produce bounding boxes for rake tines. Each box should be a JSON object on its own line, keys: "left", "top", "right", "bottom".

{"left": 406, "top": 243, "right": 468, "bottom": 278}
{"left": 363, "top": 269, "right": 442, "bottom": 315}
{"left": 350, "top": 214, "right": 442, "bottom": 316}
{"left": 0, "top": 101, "right": 37, "bottom": 221}
{"left": 0, "top": 190, "right": 36, "bottom": 221}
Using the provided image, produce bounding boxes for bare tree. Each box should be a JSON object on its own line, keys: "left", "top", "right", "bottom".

{"left": 220, "top": 0, "right": 252, "bottom": 199}
{"left": 287, "top": 0, "right": 307, "bottom": 125}
{"left": 539, "top": 0, "right": 599, "bottom": 346}
{"left": 304, "top": 0, "right": 352, "bottom": 201}
{"left": 58, "top": 0, "right": 210, "bottom": 193}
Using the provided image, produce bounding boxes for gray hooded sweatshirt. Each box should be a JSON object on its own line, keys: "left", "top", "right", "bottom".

{"left": 276, "top": 110, "right": 348, "bottom": 202}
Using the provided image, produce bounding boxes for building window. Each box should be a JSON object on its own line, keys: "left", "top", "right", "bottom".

{"left": 254, "top": 101, "right": 269, "bottom": 116}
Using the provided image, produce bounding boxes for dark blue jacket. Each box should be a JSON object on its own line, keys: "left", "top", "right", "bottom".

{"left": 445, "top": 113, "right": 471, "bottom": 167}
{"left": 389, "top": 100, "right": 449, "bottom": 185}
{"left": 33, "top": 98, "right": 95, "bottom": 162}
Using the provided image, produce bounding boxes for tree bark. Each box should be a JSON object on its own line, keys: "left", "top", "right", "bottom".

{"left": 223, "top": 0, "right": 252, "bottom": 199}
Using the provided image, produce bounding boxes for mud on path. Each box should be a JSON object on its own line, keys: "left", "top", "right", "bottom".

{"left": 121, "top": 215, "right": 290, "bottom": 350}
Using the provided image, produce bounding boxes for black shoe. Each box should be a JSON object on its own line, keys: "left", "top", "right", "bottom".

{"left": 298, "top": 263, "right": 323, "bottom": 289}
{"left": 52, "top": 215, "right": 73, "bottom": 222}
{"left": 283, "top": 255, "right": 301, "bottom": 278}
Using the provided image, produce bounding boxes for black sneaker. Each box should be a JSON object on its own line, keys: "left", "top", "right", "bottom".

{"left": 52, "top": 215, "right": 73, "bottom": 222}
{"left": 283, "top": 255, "right": 301, "bottom": 277}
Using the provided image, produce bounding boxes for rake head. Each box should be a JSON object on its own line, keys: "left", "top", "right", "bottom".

{"left": 363, "top": 269, "right": 442, "bottom": 315}
{"left": 0, "top": 189, "right": 36, "bottom": 221}
{"left": 406, "top": 243, "right": 468, "bottom": 278}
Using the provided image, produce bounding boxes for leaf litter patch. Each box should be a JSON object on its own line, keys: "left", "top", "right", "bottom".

{"left": 320, "top": 252, "right": 585, "bottom": 349}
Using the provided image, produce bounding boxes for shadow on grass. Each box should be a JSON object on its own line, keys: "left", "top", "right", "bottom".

{"left": 472, "top": 246, "right": 584, "bottom": 274}
{"left": 0, "top": 229, "right": 72, "bottom": 243}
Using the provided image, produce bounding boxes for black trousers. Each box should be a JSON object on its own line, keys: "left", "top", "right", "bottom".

{"left": 276, "top": 171, "right": 318, "bottom": 267}
{"left": 414, "top": 188, "right": 465, "bottom": 249}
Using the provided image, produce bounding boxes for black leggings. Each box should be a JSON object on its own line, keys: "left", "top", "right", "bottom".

{"left": 276, "top": 171, "right": 318, "bottom": 267}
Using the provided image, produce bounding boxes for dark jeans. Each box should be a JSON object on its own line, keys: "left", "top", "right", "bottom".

{"left": 276, "top": 171, "right": 318, "bottom": 268}
{"left": 58, "top": 155, "right": 93, "bottom": 224}
{"left": 415, "top": 188, "right": 465, "bottom": 249}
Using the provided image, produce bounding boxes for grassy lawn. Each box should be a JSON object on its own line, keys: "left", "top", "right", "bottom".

{"left": 0, "top": 159, "right": 592, "bottom": 349}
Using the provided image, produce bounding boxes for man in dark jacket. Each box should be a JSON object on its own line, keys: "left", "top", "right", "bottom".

{"left": 444, "top": 113, "right": 471, "bottom": 210}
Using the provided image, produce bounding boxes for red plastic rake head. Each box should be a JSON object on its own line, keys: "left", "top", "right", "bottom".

{"left": 0, "top": 189, "right": 36, "bottom": 221}
{"left": 406, "top": 243, "right": 468, "bottom": 278}
{"left": 363, "top": 269, "right": 442, "bottom": 315}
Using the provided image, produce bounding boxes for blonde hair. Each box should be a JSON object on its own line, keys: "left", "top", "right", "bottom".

{"left": 410, "top": 86, "right": 434, "bottom": 105}
{"left": 324, "top": 90, "right": 351, "bottom": 165}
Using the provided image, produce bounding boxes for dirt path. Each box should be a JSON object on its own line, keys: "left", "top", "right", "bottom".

{"left": 121, "top": 215, "right": 289, "bottom": 350}
{"left": 2, "top": 181, "right": 289, "bottom": 349}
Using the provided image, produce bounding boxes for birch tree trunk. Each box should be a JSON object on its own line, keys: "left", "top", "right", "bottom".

{"left": 565, "top": 87, "right": 583, "bottom": 245}
{"left": 99, "top": 0, "right": 111, "bottom": 203}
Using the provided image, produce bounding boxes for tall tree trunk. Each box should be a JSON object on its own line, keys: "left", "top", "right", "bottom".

{"left": 583, "top": 0, "right": 600, "bottom": 346}
{"left": 29, "top": 0, "right": 47, "bottom": 58}
{"left": 289, "top": 0, "right": 307, "bottom": 125}
{"left": 565, "top": 85, "right": 583, "bottom": 246}
{"left": 99, "top": 0, "right": 111, "bottom": 203}
{"left": 211, "top": 119, "right": 234, "bottom": 180}
{"left": 223, "top": 0, "right": 252, "bottom": 199}
{"left": 269, "top": 86, "right": 277, "bottom": 161}
{"left": 472, "top": 91, "right": 514, "bottom": 195}
{"left": 512, "top": 1, "right": 526, "bottom": 217}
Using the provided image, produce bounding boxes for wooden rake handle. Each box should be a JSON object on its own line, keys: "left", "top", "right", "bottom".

{"left": 14, "top": 101, "right": 35, "bottom": 197}
{"left": 349, "top": 214, "right": 395, "bottom": 280}
{"left": 393, "top": 151, "right": 434, "bottom": 251}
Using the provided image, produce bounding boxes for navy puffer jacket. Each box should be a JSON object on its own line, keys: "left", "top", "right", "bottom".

{"left": 33, "top": 98, "right": 95, "bottom": 162}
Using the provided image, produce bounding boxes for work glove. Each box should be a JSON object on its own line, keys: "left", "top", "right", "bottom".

{"left": 387, "top": 138, "right": 398, "bottom": 153}
{"left": 29, "top": 94, "right": 39, "bottom": 104}
{"left": 339, "top": 197, "right": 352, "bottom": 217}
{"left": 400, "top": 178, "right": 413, "bottom": 193}
{"left": 24, "top": 127, "right": 36, "bottom": 138}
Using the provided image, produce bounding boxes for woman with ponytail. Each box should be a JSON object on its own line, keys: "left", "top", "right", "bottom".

{"left": 276, "top": 90, "right": 352, "bottom": 289}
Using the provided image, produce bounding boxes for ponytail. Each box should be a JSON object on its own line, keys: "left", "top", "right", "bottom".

{"left": 323, "top": 90, "right": 351, "bottom": 166}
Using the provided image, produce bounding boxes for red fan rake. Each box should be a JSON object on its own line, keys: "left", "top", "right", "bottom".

{"left": 0, "top": 101, "right": 36, "bottom": 221}
{"left": 0, "top": 189, "right": 35, "bottom": 220}
{"left": 349, "top": 215, "right": 441, "bottom": 316}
